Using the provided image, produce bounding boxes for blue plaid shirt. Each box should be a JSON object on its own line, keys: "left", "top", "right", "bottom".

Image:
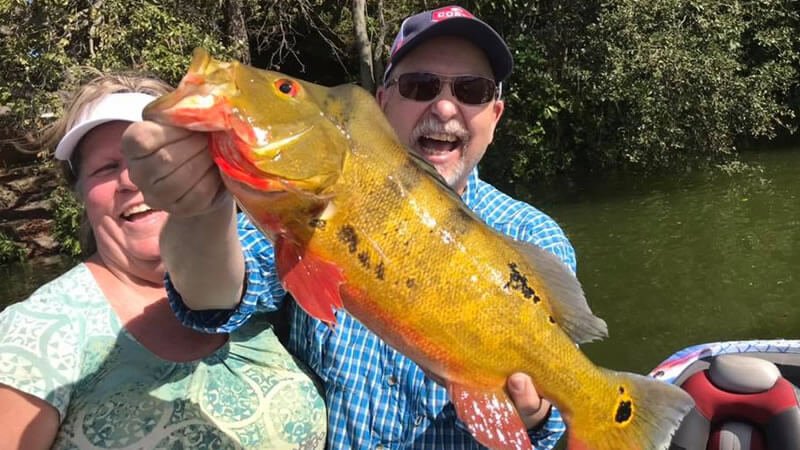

{"left": 168, "top": 168, "right": 575, "bottom": 449}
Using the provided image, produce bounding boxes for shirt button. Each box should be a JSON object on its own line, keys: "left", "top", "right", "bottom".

{"left": 414, "top": 415, "right": 424, "bottom": 426}
{"left": 375, "top": 445, "right": 384, "bottom": 450}
{"left": 386, "top": 375, "right": 398, "bottom": 386}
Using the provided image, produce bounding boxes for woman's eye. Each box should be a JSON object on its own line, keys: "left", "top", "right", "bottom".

{"left": 90, "top": 162, "right": 119, "bottom": 176}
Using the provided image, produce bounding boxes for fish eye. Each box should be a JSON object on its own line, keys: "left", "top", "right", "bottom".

{"left": 275, "top": 79, "right": 299, "bottom": 97}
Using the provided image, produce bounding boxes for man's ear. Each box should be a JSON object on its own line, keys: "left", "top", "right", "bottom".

{"left": 492, "top": 100, "right": 506, "bottom": 127}
{"left": 492, "top": 99, "right": 505, "bottom": 126}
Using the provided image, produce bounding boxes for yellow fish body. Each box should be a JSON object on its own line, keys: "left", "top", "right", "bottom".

{"left": 145, "top": 48, "right": 693, "bottom": 449}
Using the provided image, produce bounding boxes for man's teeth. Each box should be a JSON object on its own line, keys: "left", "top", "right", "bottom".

{"left": 122, "top": 204, "right": 152, "bottom": 218}
{"left": 424, "top": 133, "right": 457, "bottom": 142}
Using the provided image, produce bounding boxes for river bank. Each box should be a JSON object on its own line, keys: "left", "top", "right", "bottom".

{"left": 0, "top": 160, "right": 63, "bottom": 262}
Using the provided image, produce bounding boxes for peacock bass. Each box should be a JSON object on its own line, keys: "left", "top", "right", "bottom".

{"left": 143, "top": 48, "right": 693, "bottom": 450}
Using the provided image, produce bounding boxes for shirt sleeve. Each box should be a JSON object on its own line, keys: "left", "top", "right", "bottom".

{"left": 0, "top": 281, "right": 85, "bottom": 421}
{"left": 520, "top": 214, "right": 577, "bottom": 275}
{"left": 167, "top": 212, "right": 287, "bottom": 333}
{"left": 528, "top": 406, "right": 566, "bottom": 449}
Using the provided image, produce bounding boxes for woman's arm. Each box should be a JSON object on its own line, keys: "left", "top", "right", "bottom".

{"left": 0, "top": 385, "right": 59, "bottom": 450}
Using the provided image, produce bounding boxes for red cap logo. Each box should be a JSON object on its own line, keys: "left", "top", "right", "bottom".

{"left": 431, "top": 6, "right": 473, "bottom": 22}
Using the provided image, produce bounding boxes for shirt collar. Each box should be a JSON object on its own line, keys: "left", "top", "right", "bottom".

{"left": 461, "top": 167, "right": 480, "bottom": 206}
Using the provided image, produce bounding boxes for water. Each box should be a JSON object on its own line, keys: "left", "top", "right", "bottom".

{"left": 2, "top": 149, "right": 798, "bottom": 374}
{"left": 533, "top": 149, "right": 800, "bottom": 374}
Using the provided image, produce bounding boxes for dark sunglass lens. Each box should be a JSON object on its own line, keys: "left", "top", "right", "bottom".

{"left": 398, "top": 73, "right": 441, "bottom": 101}
{"left": 454, "top": 77, "right": 496, "bottom": 104}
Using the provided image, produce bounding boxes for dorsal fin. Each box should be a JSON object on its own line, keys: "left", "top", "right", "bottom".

{"left": 510, "top": 238, "right": 608, "bottom": 343}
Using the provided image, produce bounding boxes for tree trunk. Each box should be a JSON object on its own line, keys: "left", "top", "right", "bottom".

{"left": 225, "top": 0, "right": 250, "bottom": 64}
{"left": 372, "top": 0, "right": 386, "bottom": 85}
{"left": 352, "top": 0, "right": 374, "bottom": 92}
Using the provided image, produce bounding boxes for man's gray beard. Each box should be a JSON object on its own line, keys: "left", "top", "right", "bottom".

{"left": 441, "top": 152, "right": 466, "bottom": 190}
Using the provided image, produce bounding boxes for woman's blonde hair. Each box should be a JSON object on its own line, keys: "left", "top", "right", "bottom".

{"left": 38, "top": 70, "right": 172, "bottom": 256}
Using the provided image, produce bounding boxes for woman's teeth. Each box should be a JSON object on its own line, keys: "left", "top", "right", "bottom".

{"left": 122, "top": 204, "right": 153, "bottom": 220}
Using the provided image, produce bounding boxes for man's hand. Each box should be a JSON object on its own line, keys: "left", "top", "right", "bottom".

{"left": 425, "top": 370, "right": 551, "bottom": 431}
{"left": 120, "top": 121, "right": 245, "bottom": 310}
{"left": 121, "top": 121, "right": 232, "bottom": 217}
{"left": 506, "top": 373, "right": 551, "bottom": 430}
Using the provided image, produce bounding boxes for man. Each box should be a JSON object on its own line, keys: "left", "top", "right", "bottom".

{"left": 122, "top": 6, "right": 575, "bottom": 449}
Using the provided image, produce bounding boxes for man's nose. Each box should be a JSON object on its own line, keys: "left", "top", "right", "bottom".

{"left": 429, "top": 87, "right": 460, "bottom": 121}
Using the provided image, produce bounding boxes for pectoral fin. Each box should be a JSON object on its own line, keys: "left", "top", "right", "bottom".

{"left": 275, "top": 236, "right": 345, "bottom": 327}
{"left": 448, "top": 382, "right": 533, "bottom": 450}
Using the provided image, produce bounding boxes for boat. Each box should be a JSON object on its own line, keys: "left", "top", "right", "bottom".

{"left": 649, "top": 339, "right": 800, "bottom": 449}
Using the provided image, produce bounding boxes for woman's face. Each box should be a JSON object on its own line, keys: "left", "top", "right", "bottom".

{"left": 77, "top": 121, "right": 168, "bottom": 283}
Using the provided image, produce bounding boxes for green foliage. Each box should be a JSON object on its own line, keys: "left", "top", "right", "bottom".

{"left": 49, "top": 186, "right": 82, "bottom": 258}
{"left": 1, "top": 0, "right": 798, "bottom": 195}
{"left": 0, "top": 232, "right": 26, "bottom": 264}
{"left": 467, "top": 0, "right": 799, "bottom": 192}
{"left": 0, "top": 0, "right": 232, "bottom": 145}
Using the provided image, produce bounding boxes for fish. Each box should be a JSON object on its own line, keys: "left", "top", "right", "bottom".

{"left": 143, "top": 48, "right": 694, "bottom": 450}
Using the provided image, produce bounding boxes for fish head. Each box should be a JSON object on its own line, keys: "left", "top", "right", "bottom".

{"left": 143, "top": 48, "right": 347, "bottom": 196}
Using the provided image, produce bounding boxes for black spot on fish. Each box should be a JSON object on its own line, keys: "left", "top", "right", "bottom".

{"left": 401, "top": 157, "right": 423, "bottom": 189}
{"left": 375, "top": 261, "right": 385, "bottom": 280}
{"left": 618, "top": 386, "right": 625, "bottom": 394}
{"left": 533, "top": 295, "right": 541, "bottom": 304}
{"left": 338, "top": 225, "right": 358, "bottom": 253}
{"left": 504, "top": 263, "right": 536, "bottom": 300}
{"left": 358, "top": 251, "right": 371, "bottom": 269}
{"left": 406, "top": 278, "right": 416, "bottom": 289}
{"left": 445, "top": 207, "right": 472, "bottom": 236}
{"left": 615, "top": 400, "right": 633, "bottom": 424}
{"left": 548, "top": 316, "right": 556, "bottom": 324}
{"left": 309, "top": 218, "right": 327, "bottom": 229}
{"left": 384, "top": 159, "right": 422, "bottom": 198}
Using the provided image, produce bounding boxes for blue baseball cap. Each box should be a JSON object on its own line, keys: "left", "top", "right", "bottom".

{"left": 383, "top": 5, "right": 513, "bottom": 84}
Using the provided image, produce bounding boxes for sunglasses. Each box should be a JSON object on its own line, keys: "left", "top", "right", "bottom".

{"left": 386, "top": 72, "right": 499, "bottom": 105}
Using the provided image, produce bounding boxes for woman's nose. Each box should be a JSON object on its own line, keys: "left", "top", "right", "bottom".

{"left": 117, "top": 164, "right": 138, "bottom": 192}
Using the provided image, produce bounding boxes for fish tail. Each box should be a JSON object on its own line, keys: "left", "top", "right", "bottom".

{"left": 566, "top": 368, "right": 694, "bottom": 450}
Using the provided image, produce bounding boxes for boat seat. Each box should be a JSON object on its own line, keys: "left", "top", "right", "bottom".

{"left": 669, "top": 354, "right": 800, "bottom": 450}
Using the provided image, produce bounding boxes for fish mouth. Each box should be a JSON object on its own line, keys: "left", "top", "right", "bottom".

{"left": 142, "top": 48, "right": 236, "bottom": 130}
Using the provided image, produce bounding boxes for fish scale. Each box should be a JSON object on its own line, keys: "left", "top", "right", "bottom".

{"left": 144, "top": 47, "right": 695, "bottom": 450}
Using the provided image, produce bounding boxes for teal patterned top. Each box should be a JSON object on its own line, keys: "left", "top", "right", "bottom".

{"left": 0, "top": 263, "right": 326, "bottom": 449}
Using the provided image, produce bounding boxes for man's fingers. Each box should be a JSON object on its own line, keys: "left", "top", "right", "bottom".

{"left": 121, "top": 120, "right": 195, "bottom": 159}
{"left": 507, "top": 373, "right": 551, "bottom": 429}
{"left": 128, "top": 134, "right": 211, "bottom": 195}
{"left": 169, "top": 165, "right": 231, "bottom": 217}
{"left": 140, "top": 149, "right": 220, "bottom": 212}
{"left": 120, "top": 121, "right": 227, "bottom": 218}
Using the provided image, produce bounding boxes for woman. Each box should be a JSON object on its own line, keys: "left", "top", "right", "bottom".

{"left": 0, "top": 73, "right": 326, "bottom": 449}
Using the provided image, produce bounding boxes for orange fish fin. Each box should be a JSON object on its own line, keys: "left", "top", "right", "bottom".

{"left": 274, "top": 236, "right": 345, "bottom": 327}
{"left": 566, "top": 434, "right": 590, "bottom": 450}
{"left": 565, "top": 368, "right": 694, "bottom": 450}
{"left": 510, "top": 238, "right": 607, "bottom": 344}
{"left": 447, "top": 382, "right": 533, "bottom": 450}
